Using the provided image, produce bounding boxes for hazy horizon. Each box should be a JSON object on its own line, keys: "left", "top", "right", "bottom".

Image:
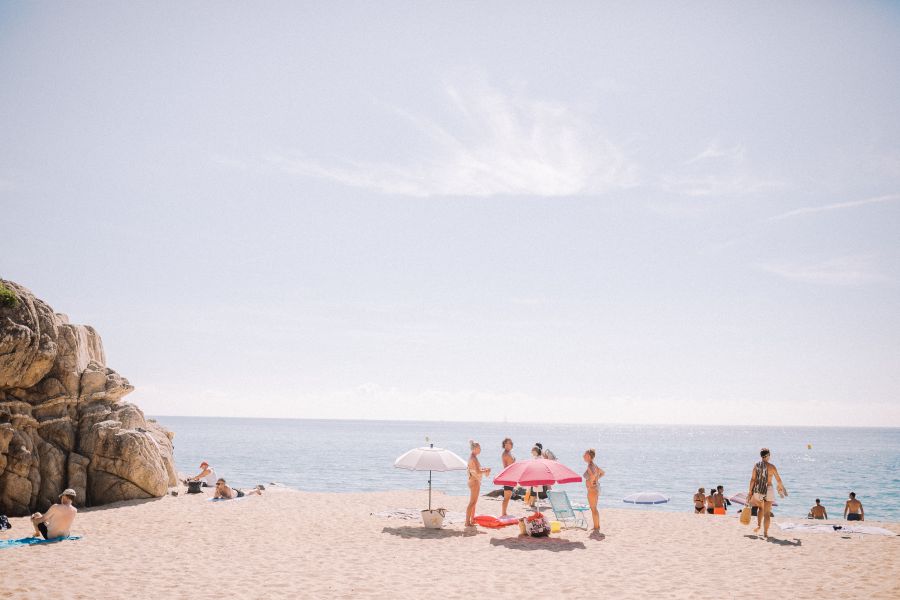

{"left": 2, "top": 2, "right": 899, "bottom": 427}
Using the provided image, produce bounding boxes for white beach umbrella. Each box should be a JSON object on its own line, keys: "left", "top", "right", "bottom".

{"left": 623, "top": 491, "right": 670, "bottom": 505}
{"left": 394, "top": 444, "right": 467, "bottom": 510}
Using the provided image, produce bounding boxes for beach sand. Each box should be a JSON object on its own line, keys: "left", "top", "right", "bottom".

{"left": 2, "top": 487, "right": 898, "bottom": 599}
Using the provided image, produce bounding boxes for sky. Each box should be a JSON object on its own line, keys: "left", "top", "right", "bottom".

{"left": 1, "top": 1, "right": 898, "bottom": 426}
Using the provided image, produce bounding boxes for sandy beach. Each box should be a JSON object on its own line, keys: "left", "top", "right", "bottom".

{"left": 2, "top": 487, "right": 898, "bottom": 599}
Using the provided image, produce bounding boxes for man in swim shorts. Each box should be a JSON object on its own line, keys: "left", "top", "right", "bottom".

{"left": 843, "top": 492, "right": 864, "bottom": 521}
{"left": 809, "top": 498, "right": 827, "bottom": 519}
{"left": 31, "top": 489, "right": 78, "bottom": 539}
{"left": 747, "top": 448, "right": 787, "bottom": 538}
{"left": 500, "top": 438, "right": 515, "bottom": 517}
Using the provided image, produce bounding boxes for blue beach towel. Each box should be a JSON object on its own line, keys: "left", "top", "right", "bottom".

{"left": 0, "top": 535, "right": 82, "bottom": 549}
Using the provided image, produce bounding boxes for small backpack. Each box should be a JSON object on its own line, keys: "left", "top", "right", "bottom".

{"left": 0, "top": 514, "right": 11, "bottom": 531}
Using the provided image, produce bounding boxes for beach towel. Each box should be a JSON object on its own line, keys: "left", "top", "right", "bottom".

{"left": 208, "top": 496, "right": 249, "bottom": 502}
{"left": 473, "top": 515, "right": 519, "bottom": 528}
{"left": 778, "top": 522, "right": 897, "bottom": 536}
{"left": 0, "top": 535, "right": 82, "bottom": 549}
{"left": 371, "top": 508, "right": 466, "bottom": 525}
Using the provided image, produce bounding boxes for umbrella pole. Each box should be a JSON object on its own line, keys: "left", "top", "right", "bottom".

{"left": 428, "top": 470, "right": 432, "bottom": 511}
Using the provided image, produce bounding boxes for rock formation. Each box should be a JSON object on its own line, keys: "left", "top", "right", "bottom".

{"left": 0, "top": 279, "right": 176, "bottom": 516}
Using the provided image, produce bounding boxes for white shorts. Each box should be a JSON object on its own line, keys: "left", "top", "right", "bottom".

{"left": 753, "top": 489, "right": 775, "bottom": 503}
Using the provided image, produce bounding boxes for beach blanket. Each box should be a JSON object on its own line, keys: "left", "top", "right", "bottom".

{"left": 778, "top": 522, "right": 897, "bottom": 536}
{"left": 371, "top": 508, "right": 466, "bottom": 525}
{"left": 0, "top": 535, "right": 82, "bottom": 549}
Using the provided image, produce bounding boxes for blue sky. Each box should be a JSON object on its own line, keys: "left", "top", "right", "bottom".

{"left": 1, "top": 1, "right": 898, "bottom": 426}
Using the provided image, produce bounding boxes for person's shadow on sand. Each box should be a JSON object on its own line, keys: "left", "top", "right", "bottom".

{"left": 489, "top": 536, "right": 586, "bottom": 551}
{"left": 382, "top": 526, "right": 482, "bottom": 539}
{"left": 743, "top": 535, "right": 802, "bottom": 547}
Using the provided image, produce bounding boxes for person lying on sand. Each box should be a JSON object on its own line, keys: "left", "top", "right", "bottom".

{"left": 808, "top": 499, "right": 827, "bottom": 519}
{"left": 186, "top": 461, "right": 218, "bottom": 487}
{"left": 31, "top": 489, "right": 78, "bottom": 539}
{"left": 213, "top": 479, "right": 263, "bottom": 499}
{"left": 844, "top": 492, "right": 864, "bottom": 521}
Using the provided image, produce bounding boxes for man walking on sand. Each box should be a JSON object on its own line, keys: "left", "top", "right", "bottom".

{"left": 844, "top": 492, "right": 865, "bottom": 521}
{"left": 500, "top": 438, "right": 515, "bottom": 517}
{"left": 747, "top": 448, "right": 787, "bottom": 538}
{"left": 31, "top": 489, "right": 78, "bottom": 539}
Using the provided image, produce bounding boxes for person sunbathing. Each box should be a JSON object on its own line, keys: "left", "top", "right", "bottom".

{"left": 31, "top": 489, "right": 78, "bottom": 539}
{"left": 213, "top": 479, "right": 263, "bottom": 499}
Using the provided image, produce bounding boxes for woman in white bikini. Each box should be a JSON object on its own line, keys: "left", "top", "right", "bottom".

{"left": 583, "top": 448, "right": 605, "bottom": 533}
{"left": 465, "top": 440, "right": 490, "bottom": 527}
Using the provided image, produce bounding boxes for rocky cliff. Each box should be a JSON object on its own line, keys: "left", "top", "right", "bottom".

{"left": 0, "top": 279, "right": 176, "bottom": 516}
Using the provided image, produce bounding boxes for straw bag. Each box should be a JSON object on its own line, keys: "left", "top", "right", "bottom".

{"left": 740, "top": 505, "right": 752, "bottom": 525}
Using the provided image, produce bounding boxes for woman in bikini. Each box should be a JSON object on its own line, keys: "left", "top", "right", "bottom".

{"left": 694, "top": 487, "right": 706, "bottom": 514}
{"left": 465, "top": 440, "right": 490, "bottom": 527}
{"left": 583, "top": 448, "right": 605, "bottom": 533}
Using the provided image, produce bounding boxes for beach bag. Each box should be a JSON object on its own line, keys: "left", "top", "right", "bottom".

{"left": 740, "top": 505, "right": 752, "bottom": 525}
{"left": 525, "top": 513, "right": 550, "bottom": 537}
{"left": 187, "top": 480, "right": 204, "bottom": 494}
{"left": 0, "top": 514, "right": 10, "bottom": 531}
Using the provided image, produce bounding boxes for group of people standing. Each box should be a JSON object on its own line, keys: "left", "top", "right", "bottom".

{"left": 464, "top": 438, "right": 605, "bottom": 534}
{"left": 693, "top": 485, "right": 731, "bottom": 514}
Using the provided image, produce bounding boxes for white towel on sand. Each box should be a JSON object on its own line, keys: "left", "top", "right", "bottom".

{"left": 778, "top": 522, "right": 896, "bottom": 536}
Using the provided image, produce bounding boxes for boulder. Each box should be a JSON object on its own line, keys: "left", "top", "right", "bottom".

{"left": 0, "top": 279, "right": 176, "bottom": 515}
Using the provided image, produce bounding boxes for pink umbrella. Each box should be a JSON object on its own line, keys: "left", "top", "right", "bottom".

{"left": 493, "top": 458, "right": 583, "bottom": 487}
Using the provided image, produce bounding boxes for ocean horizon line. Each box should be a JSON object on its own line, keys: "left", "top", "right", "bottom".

{"left": 149, "top": 414, "right": 900, "bottom": 431}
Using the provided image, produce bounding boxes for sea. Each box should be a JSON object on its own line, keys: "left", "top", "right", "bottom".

{"left": 152, "top": 417, "right": 900, "bottom": 522}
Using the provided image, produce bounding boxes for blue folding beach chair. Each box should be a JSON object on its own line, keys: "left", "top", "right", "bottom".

{"left": 547, "top": 490, "right": 590, "bottom": 529}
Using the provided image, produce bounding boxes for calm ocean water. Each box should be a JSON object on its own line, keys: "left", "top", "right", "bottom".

{"left": 153, "top": 417, "right": 900, "bottom": 522}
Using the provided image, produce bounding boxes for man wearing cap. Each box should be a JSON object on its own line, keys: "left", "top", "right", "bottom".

{"left": 187, "top": 461, "right": 218, "bottom": 487}
{"left": 30, "top": 489, "right": 78, "bottom": 539}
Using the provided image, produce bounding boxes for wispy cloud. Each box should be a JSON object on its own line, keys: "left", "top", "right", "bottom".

{"left": 268, "top": 80, "right": 638, "bottom": 197}
{"left": 768, "top": 193, "right": 900, "bottom": 221}
{"left": 757, "top": 255, "right": 890, "bottom": 286}
{"left": 664, "top": 139, "right": 784, "bottom": 197}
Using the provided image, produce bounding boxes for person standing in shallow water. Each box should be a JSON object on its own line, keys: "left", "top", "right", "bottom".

{"left": 500, "top": 438, "right": 515, "bottom": 517}
{"left": 464, "top": 440, "right": 490, "bottom": 527}
{"left": 747, "top": 447, "right": 787, "bottom": 538}
{"left": 583, "top": 448, "right": 605, "bottom": 533}
{"left": 844, "top": 492, "right": 864, "bottom": 521}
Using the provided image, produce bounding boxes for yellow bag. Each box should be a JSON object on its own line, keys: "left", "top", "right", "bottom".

{"left": 740, "top": 505, "right": 752, "bottom": 525}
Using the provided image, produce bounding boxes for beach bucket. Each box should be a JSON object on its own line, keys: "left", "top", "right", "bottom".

{"left": 550, "top": 521, "right": 562, "bottom": 533}
{"left": 421, "top": 509, "right": 445, "bottom": 529}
